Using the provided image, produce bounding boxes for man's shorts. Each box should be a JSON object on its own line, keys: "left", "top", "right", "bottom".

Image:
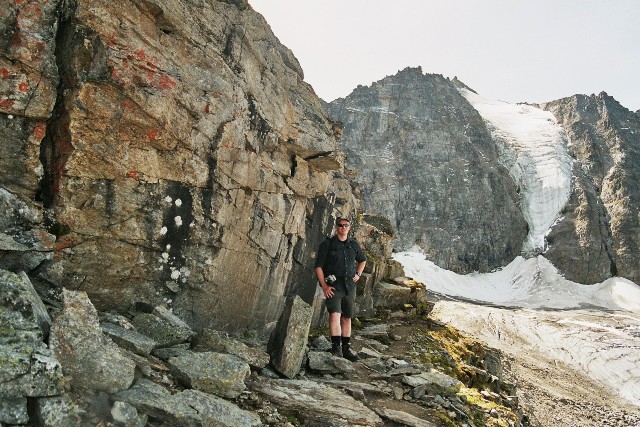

{"left": 325, "top": 277, "right": 356, "bottom": 318}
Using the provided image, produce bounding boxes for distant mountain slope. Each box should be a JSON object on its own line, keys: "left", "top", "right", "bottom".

{"left": 327, "top": 67, "right": 528, "bottom": 274}
{"left": 328, "top": 68, "right": 640, "bottom": 284}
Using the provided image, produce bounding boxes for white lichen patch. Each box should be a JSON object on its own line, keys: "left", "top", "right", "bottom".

{"left": 166, "top": 244, "right": 171, "bottom": 250}
{"left": 174, "top": 216, "right": 182, "bottom": 227}
{"left": 165, "top": 196, "right": 173, "bottom": 203}
{"left": 170, "top": 270, "right": 180, "bottom": 280}
{"left": 159, "top": 226, "right": 168, "bottom": 235}
{"left": 175, "top": 199, "right": 182, "bottom": 207}
{"left": 161, "top": 252, "right": 169, "bottom": 261}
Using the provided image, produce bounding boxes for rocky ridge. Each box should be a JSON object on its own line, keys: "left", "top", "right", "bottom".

{"left": 1, "top": 265, "right": 532, "bottom": 427}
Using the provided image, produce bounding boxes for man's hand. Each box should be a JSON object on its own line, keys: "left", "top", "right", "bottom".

{"left": 322, "top": 284, "right": 336, "bottom": 299}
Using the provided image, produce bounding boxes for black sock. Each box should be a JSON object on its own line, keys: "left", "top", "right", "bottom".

{"left": 331, "top": 336, "right": 341, "bottom": 347}
{"left": 341, "top": 336, "right": 351, "bottom": 347}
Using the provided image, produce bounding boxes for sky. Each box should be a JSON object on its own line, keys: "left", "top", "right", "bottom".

{"left": 250, "top": 0, "right": 640, "bottom": 111}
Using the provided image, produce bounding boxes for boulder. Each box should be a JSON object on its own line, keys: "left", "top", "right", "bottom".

{"left": 249, "top": 379, "right": 383, "bottom": 426}
{"left": 375, "top": 408, "right": 438, "bottom": 427}
{"left": 0, "top": 270, "right": 63, "bottom": 404}
{"left": 114, "top": 379, "right": 201, "bottom": 426}
{"left": 268, "top": 295, "right": 313, "bottom": 378}
{"left": 32, "top": 396, "right": 82, "bottom": 427}
{"left": 167, "top": 351, "right": 250, "bottom": 399}
{"left": 402, "top": 369, "right": 463, "bottom": 396}
{"left": 50, "top": 289, "right": 135, "bottom": 393}
{"left": 101, "top": 322, "right": 157, "bottom": 356}
{"left": 130, "top": 306, "right": 195, "bottom": 348}
{"left": 193, "top": 329, "right": 269, "bottom": 369}
{"left": 179, "top": 389, "right": 261, "bottom": 427}
{"left": 115, "top": 379, "right": 260, "bottom": 427}
{"left": 307, "top": 351, "right": 355, "bottom": 375}
{"left": 111, "top": 401, "right": 147, "bottom": 427}
{"left": 0, "top": 397, "right": 28, "bottom": 425}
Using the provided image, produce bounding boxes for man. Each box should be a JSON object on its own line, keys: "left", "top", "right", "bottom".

{"left": 314, "top": 217, "right": 367, "bottom": 361}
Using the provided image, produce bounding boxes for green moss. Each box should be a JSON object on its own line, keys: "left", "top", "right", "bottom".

{"left": 281, "top": 410, "right": 301, "bottom": 426}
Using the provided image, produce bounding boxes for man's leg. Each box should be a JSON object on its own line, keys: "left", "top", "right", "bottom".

{"left": 340, "top": 316, "right": 351, "bottom": 337}
{"left": 329, "top": 312, "right": 342, "bottom": 356}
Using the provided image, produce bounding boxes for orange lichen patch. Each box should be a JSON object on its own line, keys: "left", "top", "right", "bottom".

{"left": 36, "top": 229, "right": 56, "bottom": 250}
{"left": 158, "top": 73, "right": 177, "bottom": 90}
{"left": 54, "top": 238, "right": 76, "bottom": 252}
{"left": 127, "top": 170, "right": 139, "bottom": 180}
{"left": 145, "top": 129, "right": 159, "bottom": 141}
{"left": 0, "top": 68, "right": 9, "bottom": 79}
{"left": 0, "top": 99, "right": 15, "bottom": 109}
{"left": 30, "top": 122, "right": 47, "bottom": 142}
{"left": 18, "top": 81, "right": 29, "bottom": 92}
{"left": 110, "top": 46, "right": 177, "bottom": 91}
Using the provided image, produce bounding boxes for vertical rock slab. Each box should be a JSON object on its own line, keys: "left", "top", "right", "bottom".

{"left": 50, "top": 289, "right": 135, "bottom": 393}
{"left": 0, "top": 270, "right": 63, "bottom": 413}
{"left": 268, "top": 295, "right": 313, "bottom": 378}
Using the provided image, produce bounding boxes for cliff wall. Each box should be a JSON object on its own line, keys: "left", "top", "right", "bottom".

{"left": 0, "top": 0, "right": 357, "bottom": 332}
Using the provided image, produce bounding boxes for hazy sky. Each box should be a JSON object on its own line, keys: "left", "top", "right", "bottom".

{"left": 250, "top": 0, "right": 640, "bottom": 111}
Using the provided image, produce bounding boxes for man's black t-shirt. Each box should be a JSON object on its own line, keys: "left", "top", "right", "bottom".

{"left": 314, "top": 236, "right": 366, "bottom": 278}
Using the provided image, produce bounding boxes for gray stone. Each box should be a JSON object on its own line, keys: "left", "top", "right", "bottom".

{"left": 130, "top": 308, "right": 195, "bottom": 348}
{"left": 115, "top": 379, "right": 201, "bottom": 426}
{"left": 375, "top": 408, "right": 438, "bottom": 427}
{"left": 101, "top": 322, "right": 157, "bottom": 356}
{"left": 111, "top": 401, "right": 147, "bottom": 427}
{"left": 358, "top": 324, "right": 392, "bottom": 344}
{"left": 151, "top": 343, "right": 191, "bottom": 360}
{"left": 311, "top": 335, "right": 332, "bottom": 351}
{"left": 402, "top": 370, "right": 463, "bottom": 396}
{"left": 115, "top": 379, "right": 259, "bottom": 427}
{"left": 167, "top": 351, "right": 250, "bottom": 398}
{"left": 307, "top": 351, "right": 356, "bottom": 374}
{"left": 33, "top": 396, "right": 82, "bottom": 427}
{"left": 0, "top": 397, "right": 28, "bottom": 425}
{"left": 374, "top": 282, "right": 414, "bottom": 310}
{"left": 357, "top": 347, "right": 383, "bottom": 359}
{"left": 50, "top": 289, "right": 135, "bottom": 393}
{"left": 0, "top": 270, "right": 63, "bottom": 399}
{"left": 268, "top": 295, "right": 313, "bottom": 378}
{"left": 179, "top": 389, "right": 262, "bottom": 427}
{"left": 193, "top": 329, "right": 269, "bottom": 369}
{"left": 250, "top": 379, "right": 383, "bottom": 426}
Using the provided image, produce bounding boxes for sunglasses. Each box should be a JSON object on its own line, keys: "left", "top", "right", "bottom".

{"left": 337, "top": 223, "right": 350, "bottom": 228}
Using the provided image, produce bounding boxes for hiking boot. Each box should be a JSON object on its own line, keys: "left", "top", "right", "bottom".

{"left": 330, "top": 344, "right": 343, "bottom": 358}
{"left": 342, "top": 345, "right": 359, "bottom": 362}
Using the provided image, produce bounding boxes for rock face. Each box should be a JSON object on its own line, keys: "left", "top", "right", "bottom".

{"left": 539, "top": 93, "right": 640, "bottom": 284}
{"left": 327, "top": 67, "right": 528, "bottom": 274}
{"left": 0, "top": 0, "right": 357, "bottom": 333}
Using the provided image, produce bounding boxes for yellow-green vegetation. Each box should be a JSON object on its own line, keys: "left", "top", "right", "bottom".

{"left": 409, "top": 324, "right": 520, "bottom": 427}
{"left": 457, "top": 387, "right": 518, "bottom": 427}
{"left": 411, "top": 324, "right": 491, "bottom": 386}
{"left": 281, "top": 410, "right": 301, "bottom": 426}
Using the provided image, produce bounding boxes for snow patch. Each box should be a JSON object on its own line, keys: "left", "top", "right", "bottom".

{"left": 459, "top": 89, "right": 573, "bottom": 254}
